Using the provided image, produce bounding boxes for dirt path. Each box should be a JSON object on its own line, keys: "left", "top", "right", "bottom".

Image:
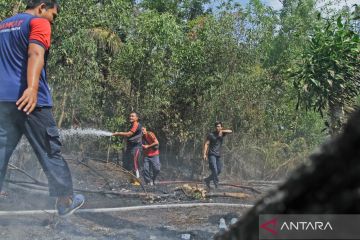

{"left": 0, "top": 208, "right": 247, "bottom": 240}
{"left": 0, "top": 191, "right": 250, "bottom": 240}
{"left": 0, "top": 157, "right": 277, "bottom": 239}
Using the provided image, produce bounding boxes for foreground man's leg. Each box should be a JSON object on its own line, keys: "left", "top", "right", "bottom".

{"left": 23, "top": 107, "right": 84, "bottom": 217}
{"left": 0, "top": 103, "right": 23, "bottom": 193}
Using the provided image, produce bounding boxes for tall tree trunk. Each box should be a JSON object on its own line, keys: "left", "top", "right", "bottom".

{"left": 328, "top": 101, "right": 344, "bottom": 136}
{"left": 57, "top": 91, "right": 68, "bottom": 129}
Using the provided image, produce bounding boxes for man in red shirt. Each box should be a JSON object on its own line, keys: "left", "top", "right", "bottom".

{"left": 142, "top": 127, "right": 161, "bottom": 185}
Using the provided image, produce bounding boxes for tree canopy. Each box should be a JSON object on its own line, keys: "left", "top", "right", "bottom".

{"left": 0, "top": 0, "right": 358, "bottom": 179}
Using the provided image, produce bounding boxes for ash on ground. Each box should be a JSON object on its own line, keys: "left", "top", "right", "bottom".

{"left": 0, "top": 155, "right": 276, "bottom": 240}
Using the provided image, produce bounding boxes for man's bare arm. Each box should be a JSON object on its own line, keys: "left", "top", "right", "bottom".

{"left": 143, "top": 139, "right": 159, "bottom": 149}
{"left": 112, "top": 131, "right": 134, "bottom": 137}
{"left": 203, "top": 139, "right": 210, "bottom": 160}
{"left": 221, "top": 129, "right": 233, "bottom": 134}
{"left": 16, "top": 43, "right": 45, "bottom": 115}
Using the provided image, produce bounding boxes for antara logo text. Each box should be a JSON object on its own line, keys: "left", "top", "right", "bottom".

{"left": 260, "top": 217, "right": 333, "bottom": 235}
{"left": 280, "top": 221, "right": 333, "bottom": 231}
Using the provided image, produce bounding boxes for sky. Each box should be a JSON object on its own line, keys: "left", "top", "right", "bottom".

{"left": 209, "top": 0, "right": 358, "bottom": 11}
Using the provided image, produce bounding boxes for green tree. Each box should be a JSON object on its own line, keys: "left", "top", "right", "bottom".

{"left": 140, "top": 0, "right": 211, "bottom": 20}
{"left": 291, "top": 11, "right": 360, "bottom": 135}
{"left": 0, "top": 0, "right": 335, "bottom": 179}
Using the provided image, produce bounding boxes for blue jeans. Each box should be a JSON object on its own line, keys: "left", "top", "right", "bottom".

{"left": 206, "top": 155, "right": 222, "bottom": 185}
{"left": 0, "top": 102, "right": 73, "bottom": 197}
{"left": 142, "top": 155, "right": 161, "bottom": 184}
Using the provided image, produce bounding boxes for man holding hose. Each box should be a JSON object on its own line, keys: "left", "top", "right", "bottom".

{"left": 112, "top": 112, "right": 142, "bottom": 185}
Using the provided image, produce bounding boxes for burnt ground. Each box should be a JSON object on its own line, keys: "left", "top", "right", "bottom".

{"left": 0, "top": 156, "right": 277, "bottom": 240}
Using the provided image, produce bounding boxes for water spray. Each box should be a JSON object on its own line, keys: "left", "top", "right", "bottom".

{"left": 60, "top": 128, "right": 113, "bottom": 138}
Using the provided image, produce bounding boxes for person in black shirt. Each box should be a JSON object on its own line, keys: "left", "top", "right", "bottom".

{"left": 112, "top": 112, "right": 142, "bottom": 185}
{"left": 203, "top": 121, "right": 232, "bottom": 189}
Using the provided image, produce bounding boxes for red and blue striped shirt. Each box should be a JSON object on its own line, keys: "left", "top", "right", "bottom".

{"left": 0, "top": 13, "right": 53, "bottom": 106}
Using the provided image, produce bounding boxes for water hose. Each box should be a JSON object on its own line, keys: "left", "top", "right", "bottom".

{"left": 0, "top": 203, "right": 253, "bottom": 216}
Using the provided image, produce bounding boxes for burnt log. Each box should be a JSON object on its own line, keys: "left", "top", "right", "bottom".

{"left": 216, "top": 109, "right": 360, "bottom": 240}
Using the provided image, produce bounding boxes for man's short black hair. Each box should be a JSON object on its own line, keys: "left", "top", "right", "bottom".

{"left": 215, "top": 121, "right": 223, "bottom": 127}
{"left": 130, "top": 111, "right": 140, "bottom": 120}
{"left": 26, "top": 0, "right": 60, "bottom": 12}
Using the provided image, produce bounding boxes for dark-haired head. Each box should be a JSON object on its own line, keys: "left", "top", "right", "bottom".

{"left": 25, "top": 0, "right": 60, "bottom": 24}
{"left": 26, "top": 0, "right": 60, "bottom": 13}
{"left": 129, "top": 111, "right": 140, "bottom": 123}
{"left": 215, "top": 121, "right": 223, "bottom": 128}
{"left": 215, "top": 121, "right": 223, "bottom": 133}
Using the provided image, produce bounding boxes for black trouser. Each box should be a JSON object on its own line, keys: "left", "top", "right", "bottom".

{"left": 205, "top": 154, "right": 222, "bottom": 185}
{"left": 123, "top": 146, "right": 141, "bottom": 174}
{"left": 142, "top": 155, "right": 160, "bottom": 184}
{"left": 0, "top": 103, "right": 73, "bottom": 197}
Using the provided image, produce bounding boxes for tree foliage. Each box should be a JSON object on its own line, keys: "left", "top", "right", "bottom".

{"left": 1, "top": 0, "right": 357, "bottom": 179}
{"left": 291, "top": 9, "right": 360, "bottom": 135}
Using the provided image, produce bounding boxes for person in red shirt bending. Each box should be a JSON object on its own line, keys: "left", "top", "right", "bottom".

{"left": 142, "top": 127, "right": 161, "bottom": 186}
